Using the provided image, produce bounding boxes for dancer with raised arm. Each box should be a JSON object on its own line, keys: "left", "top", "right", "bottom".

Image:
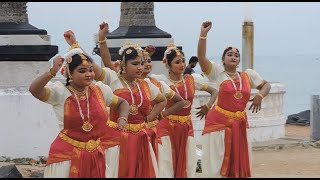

{"left": 29, "top": 45, "right": 129, "bottom": 178}
{"left": 91, "top": 22, "right": 167, "bottom": 178}
{"left": 197, "top": 21, "right": 271, "bottom": 178}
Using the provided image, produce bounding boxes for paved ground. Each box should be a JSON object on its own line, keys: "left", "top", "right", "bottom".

{"left": 1, "top": 124, "right": 319, "bottom": 178}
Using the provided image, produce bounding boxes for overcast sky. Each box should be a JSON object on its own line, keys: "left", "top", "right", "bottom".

{"left": 27, "top": 2, "right": 320, "bottom": 58}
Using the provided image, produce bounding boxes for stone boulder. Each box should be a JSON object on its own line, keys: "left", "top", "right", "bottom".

{"left": 0, "top": 165, "right": 23, "bottom": 178}
{"left": 286, "top": 110, "right": 310, "bottom": 126}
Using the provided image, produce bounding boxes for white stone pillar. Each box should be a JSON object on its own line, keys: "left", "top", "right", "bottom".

{"left": 0, "top": 2, "right": 58, "bottom": 158}
{"left": 242, "top": 21, "right": 254, "bottom": 70}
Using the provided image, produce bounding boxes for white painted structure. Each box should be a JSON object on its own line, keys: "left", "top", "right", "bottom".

{"left": 0, "top": 35, "right": 58, "bottom": 159}
{"left": 0, "top": 87, "right": 59, "bottom": 158}
{"left": 0, "top": 35, "right": 51, "bottom": 46}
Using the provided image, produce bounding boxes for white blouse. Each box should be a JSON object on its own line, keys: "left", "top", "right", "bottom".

{"left": 204, "top": 60, "right": 265, "bottom": 89}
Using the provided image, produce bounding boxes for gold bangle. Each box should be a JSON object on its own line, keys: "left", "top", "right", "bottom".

{"left": 69, "top": 41, "right": 81, "bottom": 50}
{"left": 257, "top": 93, "right": 264, "bottom": 99}
{"left": 205, "top": 103, "right": 210, "bottom": 110}
{"left": 98, "top": 38, "right": 106, "bottom": 44}
{"left": 199, "top": 36, "right": 207, "bottom": 40}
{"left": 47, "top": 68, "right": 55, "bottom": 78}
{"left": 118, "top": 117, "right": 128, "bottom": 123}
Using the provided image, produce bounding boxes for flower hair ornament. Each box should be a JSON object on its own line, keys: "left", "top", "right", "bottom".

{"left": 118, "top": 42, "right": 143, "bottom": 57}
{"left": 60, "top": 48, "right": 87, "bottom": 78}
{"left": 163, "top": 43, "right": 177, "bottom": 57}
{"left": 162, "top": 43, "right": 183, "bottom": 69}
{"left": 118, "top": 42, "right": 144, "bottom": 71}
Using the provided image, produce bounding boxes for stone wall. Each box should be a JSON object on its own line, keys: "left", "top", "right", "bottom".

{"left": 0, "top": 2, "right": 28, "bottom": 23}
{"left": 119, "top": 2, "right": 155, "bottom": 26}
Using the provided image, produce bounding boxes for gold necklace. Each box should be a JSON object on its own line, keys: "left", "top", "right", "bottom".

{"left": 224, "top": 71, "right": 243, "bottom": 99}
{"left": 169, "top": 76, "right": 191, "bottom": 109}
{"left": 120, "top": 76, "right": 143, "bottom": 116}
{"left": 69, "top": 86, "right": 88, "bottom": 101}
{"left": 169, "top": 78, "right": 183, "bottom": 84}
{"left": 68, "top": 87, "right": 93, "bottom": 132}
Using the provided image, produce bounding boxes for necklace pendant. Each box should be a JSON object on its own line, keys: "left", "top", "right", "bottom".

{"left": 79, "top": 95, "right": 86, "bottom": 101}
{"left": 82, "top": 121, "right": 93, "bottom": 132}
{"left": 234, "top": 91, "right": 243, "bottom": 99}
{"left": 183, "top": 100, "right": 191, "bottom": 109}
{"left": 129, "top": 104, "right": 139, "bottom": 115}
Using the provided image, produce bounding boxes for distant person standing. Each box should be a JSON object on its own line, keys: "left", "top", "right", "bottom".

{"left": 183, "top": 56, "right": 198, "bottom": 75}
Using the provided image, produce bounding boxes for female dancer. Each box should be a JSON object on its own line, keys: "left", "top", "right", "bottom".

{"left": 29, "top": 48, "right": 129, "bottom": 178}
{"left": 137, "top": 47, "right": 186, "bottom": 161}
{"left": 151, "top": 44, "right": 218, "bottom": 178}
{"left": 197, "top": 21, "right": 271, "bottom": 178}
{"left": 92, "top": 22, "right": 167, "bottom": 178}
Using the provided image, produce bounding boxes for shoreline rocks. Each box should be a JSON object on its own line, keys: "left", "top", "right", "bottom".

{"left": 286, "top": 110, "right": 310, "bottom": 126}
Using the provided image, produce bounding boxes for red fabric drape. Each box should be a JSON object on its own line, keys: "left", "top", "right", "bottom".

{"left": 46, "top": 85, "right": 108, "bottom": 178}
{"left": 203, "top": 72, "right": 252, "bottom": 178}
